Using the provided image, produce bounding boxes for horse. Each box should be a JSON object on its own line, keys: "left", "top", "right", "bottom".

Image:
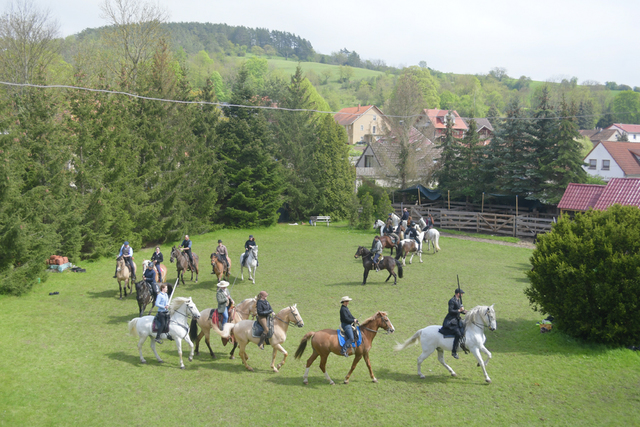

{"left": 116, "top": 256, "right": 136, "bottom": 299}
{"left": 218, "top": 305, "right": 304, "bottom": 372}
{"left": 189, "top": 297, "right": 257, "bottom": 359}
{"left": 134, "top": 280, "right": 173, "bottom": 317}
{"left": 418, "top": 218, "right": 441, "bottom": 253}
{"left": 354, "top": 246, "right": 403, "bottom": 286}
{"left": 294, "top": 311, "right": 395, "bottom": 385}
{"left": 394, "top": 304, "right": 497, "bottom": 383}
{"left": 127, "top": 297, "right": 201, "bottom": 369}
{"left": 395, "top": 231, "right": 426, "bottom": 265}
{"left": 240, "top": 246, "right": 258, "bottom": 284}
{"left": 210, "top": 252, "right": 230, "bottom": 283}
{"left": 142, "top": 259, "right": 167, "bottom": 282}
{"left": 170, "top": 246, "right": 199, "bottom": 286}
{"left": 373, "top": 220, "right": 402, "bottom": 255}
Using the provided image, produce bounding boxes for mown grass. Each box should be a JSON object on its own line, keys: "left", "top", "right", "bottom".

{"left": 440, "top": 228, "right": 522, "bottom": 243}
{"left": 1, "top": 223, "right": 638, "bottom": 426}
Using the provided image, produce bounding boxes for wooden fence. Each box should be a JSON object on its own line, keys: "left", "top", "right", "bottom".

{"left": 392, "top": 204, "right": 555, "bottom": 238}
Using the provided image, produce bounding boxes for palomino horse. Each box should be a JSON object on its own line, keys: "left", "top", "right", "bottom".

{"left": 294, "top": 311, "right": 395, "bottom": 385}
{"left": 219, "top": 305, "right": 304, "bottom": 372}
{"left": 240, "top": 246, "right": 258, "bottom": 284}
{"left": 395, "top": 231, "right": 426, "bottom": 265}
{"left": 142, "top": 259, "right": 167, "bottom": 282}
{"left": 134, "top": 280, "right": 173, "bottom": 317}
{"left": 354, "top": 246, "right": 403, "bottom": 286}
{"left": 418, "top": 218, "right": 441, "bottom": 253}
{"left": 116, "top": 256, "right": 137, "bottom": 299}
{"left": 394, "top": 305, "right": 497, "bottom": 383}
{"left": 127, "top": 297, "right": 200, "bottom": 369}
{"left": 170, "top": 246, "right": 199, "bottom": 286}
{"left": 210, "top": 253, "right": 230, "bottom": 283}
{"left": 189, "top": 297, "right": 257, "bottom": 359}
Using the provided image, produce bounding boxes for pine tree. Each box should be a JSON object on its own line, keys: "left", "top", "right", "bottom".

{"left": 530, "top": 85, "right": 558, "bottom": 200}
{"left": 457, "top": 118, "right": 483, "bottom": 201}
{"left": 433, "top": 111, "right": 462, "bottom": 193}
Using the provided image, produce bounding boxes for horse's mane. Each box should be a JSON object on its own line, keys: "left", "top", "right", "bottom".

{"left": 463, "top": 305, "right": 490, "bottom": 327}
{"left": 169, "top": 297, "right": 190, "bottom": 313}
{"left": 361, "top": 311, "right": 387, "bottom": 327}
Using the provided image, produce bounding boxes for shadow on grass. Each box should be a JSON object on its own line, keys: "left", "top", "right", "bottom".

{"left": 376, "top": 367, "right": 491, "bottom": 387}
{"left": 325, "top": 280, "right": 399, "bottom": 287}
{"left": 264, "top": 374, "right": 310, "bottom": 387}
{"left": 106, "top": 313, "right": 138, "bottom": 324}
{"left": 107, "top": 351, "right": 148, "bottom": 367}
{"left": 86, "top": 289, "right": 127, "bottom": 299}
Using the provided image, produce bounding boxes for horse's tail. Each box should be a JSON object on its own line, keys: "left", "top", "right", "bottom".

{"left": 395, "top": 242, "right": 403, "bottom": 260}
{"left": 128, "top": 318, "right": 139, "bottom": 337}
{"left": 393, "top": 330, "right": 421, "bottom": 352}
{"left": 189, "top": 317, "right": 199, "bottom": 341}
{"left": 294, "top": 331, "right": 316, "bottom": 360}
{"left": 214, "top": 322, "right": 234, "bottom": 339}
{"left": 395, "top": 259, "right": 403, "bottom": 278}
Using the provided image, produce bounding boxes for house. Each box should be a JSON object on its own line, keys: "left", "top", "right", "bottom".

{"left": 606, "top": 123, "right": 640, "bottom": 142}
{"left": 334, "top": 105, "right": 387, "bottom": 145}
{"left": 583, "top": 141, "right": 640, "bottom": 181}
{"left": 579, "top": 128, "right": 622, "bottom": 146}
{"left": 355, "top": 127, "right": 439, "bottom": 188}
{"left": 463, "top": 117, "right": 494, "bottom": 145}
{"left": 558, "top": 178, "right": 640, "bottom": 215}
{"left": 416, "top": 109, "right": 468, "bottom": 141}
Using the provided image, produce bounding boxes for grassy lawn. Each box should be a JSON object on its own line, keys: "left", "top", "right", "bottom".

{"left": 1, "top": 223, "right": 638, "bottom": 426}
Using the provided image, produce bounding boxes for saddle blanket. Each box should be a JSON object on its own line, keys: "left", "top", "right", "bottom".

{"left": 438, "top": 325, "right": 465, "bottom": 339}
{"left": 152, "top": 315, "right": 171, "bottom": 334}
{"left": 337, "top": 326, "right": 362, "bottom": 348}
{"left": 252, "top": 317, "right": 274, "bottom": 343}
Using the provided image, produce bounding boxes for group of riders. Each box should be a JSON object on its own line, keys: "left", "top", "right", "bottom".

{"left": 370, "top": 207, "right": 435, "bottom": 271}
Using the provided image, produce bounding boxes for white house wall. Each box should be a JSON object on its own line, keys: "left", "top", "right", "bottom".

{"left": 583, "top": 144, "right": 625, "bottom": 180}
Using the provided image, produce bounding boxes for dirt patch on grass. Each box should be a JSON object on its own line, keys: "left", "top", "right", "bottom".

{"left": 440, "top": 232, "right": 536, "bottom": 249}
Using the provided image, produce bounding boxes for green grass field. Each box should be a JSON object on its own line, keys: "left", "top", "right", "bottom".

{"left": 1, "top": 223, "right": 638, "bottom": 426}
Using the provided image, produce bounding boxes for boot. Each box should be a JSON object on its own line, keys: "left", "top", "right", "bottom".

{"left": 452, "top": 335, "right": 460, "bottom": 359}
{"left": 258, "top": 332, "right": 267, "bottom": 350}
{"left": 341, "top": 346, "right": 349, "bottom": 357}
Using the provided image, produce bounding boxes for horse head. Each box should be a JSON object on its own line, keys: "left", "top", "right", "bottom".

{"left": 251, "top": 246, "right": 258, "bottom": 258}
{"left": 354, "top": 246, "right": 364, "bottom": 258}
{"left": 288, "top": 304, "right": 304, "bottom": 328}
{"left": 185, "top": 297, "right": 201, "bottom": 320}
{"left": 169, "top": 246, "right": 177, "bottom": 263}
{"left": 377, "top": 311, "right": 395, "bottom": 334}
{"left": 373, "top": 219, "right": 384, "bottom": 229}
{"left": 486, "top": 304, "right": 496, "bottom": 331}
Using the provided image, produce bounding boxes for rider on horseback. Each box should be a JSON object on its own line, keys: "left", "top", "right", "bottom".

{"left": 256, "top": 291, "right": 272, "bottom": 350}
{"left": 216, "top": 281, "right": 233, "bottom": 330}
{"left": 151, "top": 246, "right": 163, "bottom": 281}
{"left": 406, "top": 222, "right": 421, "bottom": 249}
{"left": 154, "top": 284, "right": 171, "bottom": 344}
{"left": 401, "top": 207, "right": 409, "bottom": 223}
{"left": 384, "top": 218, "right": 399, "bottom": 245}
{"left": 371, "top": 236, "right": 383, "bottom": 272}
{"left": 242, "top": 235, "right": 257, "bottom": 267}
{"left": 180, "top": 235, "right": 195, "bottom": 270}
{"left": 214, "top": 239, "right": 229, "bottom": 273}
{"left": 340, "top": 296, "right": 358, "bottom": 357}
{"left": 114, "top": 241, "right": 136, "bottom": 280}
{"left": 143, "top": 262, "right": 158, "bottom": 303}
{"left": 442, "top": 288, "right": 467, "bottom": 359}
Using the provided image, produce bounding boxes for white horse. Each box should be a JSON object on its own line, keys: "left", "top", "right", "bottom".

{"left": 395, "top": 230, "right": 425, "bottom": 265}
{"left": 418, "top": 218, "right": 440, "bottom": 253}
{"left": 390, "top": 212, "right": 400, "bottom": 228}
{"left": 240, "top": 245, "right": 258, "bottom": 284}
{"left": 373, "top": 219, "right": 386, "bottom": 235}
{"left": 127, "top": 297, "right": 201, "bottom": 369}
{"left": 394, "top": 305, "right": 497, "bottom": 383}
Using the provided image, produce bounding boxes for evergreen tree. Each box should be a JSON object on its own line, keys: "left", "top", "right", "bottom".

{"left": 577, "top": 100, "right": 595, "bottom": 130}
{"left": 433, "top": 111, "right": 461, "bottom": 193}
{"left": 457, "top": 118, "right": 483, "bottom": 201}
{"left": 530, "top": 85, "right": 558, "bottom": 200}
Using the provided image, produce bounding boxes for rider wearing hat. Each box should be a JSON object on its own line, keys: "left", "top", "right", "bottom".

{"left": 443, "top": 288, "right": 467, "bottom": 359}
{"left": 114, "top": 241, "right": 136, "bottom": 280}
{"left": 214, "top": 239, "right": 230, "bottom": 274}
{"left": 216, "top": 281, "right": 233, "bottom": 330}
{"left": 340, "top": 296, "right": 358, "bottom": 357}
{"left": 256, "top": 290, "right": 272, "bottom": 350}
{"left": 243, "top": 235, "right": 257, "bottom": 267}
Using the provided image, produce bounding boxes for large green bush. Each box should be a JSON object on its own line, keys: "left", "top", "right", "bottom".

{"left": 525, "top": 205, "right": 640, "bottom": 345}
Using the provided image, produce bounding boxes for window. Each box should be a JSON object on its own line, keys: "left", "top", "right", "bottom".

{"left": 602, "top": 160, "right": 610, "bottom": 171}
{"left": 372, "top": 126, "right": 376, "bottom": 134}
{"left": 588, "top": 159, "right": 596, "bottom": 169}
{"left": 364, "top": 155, "right": 373, "bottom": 167}
{"left": 361, "top": 125, "right": 364, "bottom": 131}
{"left": 373, "top": 115, "right": 377, "bottom": 121}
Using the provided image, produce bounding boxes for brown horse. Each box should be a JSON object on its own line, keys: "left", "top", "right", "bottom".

{"left": 294, "top": 311, "right": 395, "bottom": 385}
{"left": 170, "top": 246, "right": 199, "bottom": 286}
{"left": 210, "top": 253, "right": 230, "bottom": 283}
{"left": 354, "top": 246, "right": 403, "bottom": 286}
{"left": 189, "top": 297, "right": 257, "bottom": 359}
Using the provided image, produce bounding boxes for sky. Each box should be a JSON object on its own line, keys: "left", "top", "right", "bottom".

{"left": 45, "top": 0, "right": 640, "bottom": 87}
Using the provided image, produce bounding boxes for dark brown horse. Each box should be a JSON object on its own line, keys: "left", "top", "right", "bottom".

{"left": 294, "top": 311, "right": 395, "bottom": 385}
{"left": 134, "top": 280, "right": 173, "bottom": 317}
{"left": 354, "top": 246, "right": 403, "bottom": 286}
{"left": 170, "top": 246, "right": 199, "bottom": 286}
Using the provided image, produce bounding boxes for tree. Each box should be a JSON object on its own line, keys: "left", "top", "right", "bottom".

{"left": 338, "top": 65, "right": 353, "bottom": 83}
{"left": 401, "top": 66, "right": 440, "bottom": 109}
{"left": 433, "top": 111, "right": 461, "bottom": 192}
{"left": 0, "top": 0, "right": 60, "bottom": 84}
{"left": 612, "top": 91, "right": 640, "bottom": 124}
{"left": 530, "top": 85, "right": 558, "bottom": 200}
{"left": 526, "top": 205, "right": 640, "bottom": 346}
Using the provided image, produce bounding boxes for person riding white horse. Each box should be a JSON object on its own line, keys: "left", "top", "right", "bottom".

{"left": 242, "top": 235, "right": 257, "bottom": 267}
{"left": 442, "top": 288, "right": 467, "bottom": 359}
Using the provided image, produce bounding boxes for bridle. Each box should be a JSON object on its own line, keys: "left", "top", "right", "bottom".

{"left": 471, "top": 307, "right": 494, "bottom": 329}
{"left": 275, "top": 306, "right": 302, "bottom": 327}
{"left": 362, "top": 313, "right": 392, "bottom": 335}
{"left": 168, "top": 299, "right": 199, "bottom": 338}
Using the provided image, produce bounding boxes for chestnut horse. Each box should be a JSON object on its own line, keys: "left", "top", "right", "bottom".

{"left": 210, "top": 253, "right": 230, "bottom": 283}
{"left": 170, "top": 246, "right": 199, "bottom": 286}
{"left": 294, "top": 311, "right": 395, "bottom": 385}
{"left": 189, "top": 297, "right": 257, "bottom": 359}
{"left": 354, "top": 246, "right": 403, "bottom": 285}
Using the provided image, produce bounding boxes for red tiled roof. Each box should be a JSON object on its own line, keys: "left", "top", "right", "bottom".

{"left": 334, "top": 105, "right": 376, "bottom": 126}
{"left": 600, "top": 141, "right": 640, "bottom": 175}
{"left": 558, "top": 183, "right": 605, "bottom": 211}
{"left": 593, "top": 178, "right": 640, "bottom": 210}
{"left": 423, "top": 109, "right": 468, "bottom": 131}
{"left": 608, "top": 123, "right": 640, "bottom": 134}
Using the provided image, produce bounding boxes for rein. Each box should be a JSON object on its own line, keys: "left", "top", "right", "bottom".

{"left": 275, "top": 306, "right": 301, "bottom": 327}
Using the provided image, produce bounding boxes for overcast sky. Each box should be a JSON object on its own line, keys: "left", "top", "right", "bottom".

{"left": 46, "top": 0, "right": 639, "bottom": 87}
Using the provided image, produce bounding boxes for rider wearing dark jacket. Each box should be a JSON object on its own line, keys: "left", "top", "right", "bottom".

{"left": 401, "top": 208, "right": 409, "bottom": 222}
{"left": 340, "top": 296, "right": 357, "bottom": 357}
{"left": 256, "top": 291, "right": 272, "bottom": 350}
{"left": 243, "top": 235, "right": 257, "bottom": 267}
{"left": 442, "top": 288, "right": 467, "bottom": 359}
{"left": 143, "top": 263, "right": 159, "bottom": 303}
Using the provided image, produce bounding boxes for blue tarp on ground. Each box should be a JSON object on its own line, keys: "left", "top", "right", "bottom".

{"left": 48, "top": 262, "right": 72, "bottom": 272}
{"left": 396, "top": 184, "right": 442, "bottom": 201}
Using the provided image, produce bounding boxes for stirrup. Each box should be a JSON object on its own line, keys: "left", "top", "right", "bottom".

{"left": 451, "top": 352, "right": 459, "bottom": 359}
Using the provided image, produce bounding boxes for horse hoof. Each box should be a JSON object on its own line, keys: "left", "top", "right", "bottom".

{"left": 303, "top": 380, "right": 308, "bottom": 385}
{"left": 419, "top": 375, "right": 425, "bottom": 379}
{"left": 158, "top": 360, "right": 164, "bottom": 364}
{"left": 229, "top": 356, "right": 234, "bottom": 360}
{"left": 329, "top": 381, "right": 335, "bottom": 385}
{"left": 343, "top": 380, "right": 349, "bottom": 384}
{"left": 141, "top": 360, "right": 147, "bottom": 364}
{"left": 181, "top": 366, "right": 185, "bottom": 370}
{"left": 194, "top": 351, "right": 199, "bottom": 356}
{"left": 188, "top": 357, "right": 193, "bottom": 362}
{"left": 451, "top": 373, "right": 457, "bottom": 377}
{"left": 372, "top": 378, "right": 378, "bottom": 383}
{"left": 486, "top": 379, "right": 492, "bottom": 384}
{"left": 247, "top": 367, "right": 254, "bottom": 372}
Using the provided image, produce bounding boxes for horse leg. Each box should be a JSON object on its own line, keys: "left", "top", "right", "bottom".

{"left": 318, "top": 353, "right": 335, "bottom": 385}
{"left": 362, "top": 352, "right": 378, "bottom": 383}
{"left": 344, "top": 353, "right": 363, "bottom": 384}
{"left": 303, "top": 349, "right": 320, "bottom": 385}
{"left": 174, "top": 337, "right": 185, "bottom": 369}
{"left": 149, "top": 337, "right": 163, "bottom": 363}
{"left": 137, "top": 336, "right": 148, "bottom": 363}
{"left": 272, "top": 343, "right": 288, "bottom": 372}
{"left": 436, "top": 348, "right": 456, "bottom": 377}
{"left": 229, "top": 340, "right": 238, "bottom": 360}
{"left": 419, "top": 251, "right": 423, "bottom": 263}
{"left": 204, "top": 331, "right": 216, "bottom": 359}
{"left": 185, "top": 335, "right": 195, "bottom": 364}
{"left": 473, "top": 346, "right": 491, "bottom": 383}
{"left": 362, "top": 268, "right": 369, "bottom": 286}
{"left": 479, "top": 345, "right": 492, "bottom": 367}
{"left": 239, "top": 342, "right": 253, "bottom": 371}
{"left": 118, "top": 282, "right": 123, "bottom": 300}
{"left": 409, "top": 252, "right": 414, "bottom": 264}
{"left": 240, "top": 266, "right": 244, "bottom": 281}
{"left": 417, "top": 348, "right": 435, "bottom": 378}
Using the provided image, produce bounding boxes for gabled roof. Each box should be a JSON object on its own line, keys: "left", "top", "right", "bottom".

{"left": 557, "top": 183, "right": 605, "bottom": 211}
{"left": 608, "top": 123, "right": 640, "bottom": 134}
{"left": 593, "top": 178, "right": 640, "bottom": 210}
{"left": 598, "top": 141, "right": 640, "bottom": 175}
{"left": 422, "top": 109, "right": 468, "bottom": 131}
{"left": 463, "top": 117, "right": 494, "bottom": 133}
{"left": 334, "top": 105, "right": 383, "bottom": 126}
{"left": 370, "top": 127, "right": 437, "bottom": 164}
{"left": 579, "top": 128, "right": 620, "bottom": 143}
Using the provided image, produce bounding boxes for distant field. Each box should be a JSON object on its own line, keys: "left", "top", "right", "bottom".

{"left": 1, "top": 223, "right": 638, "bottom": 426}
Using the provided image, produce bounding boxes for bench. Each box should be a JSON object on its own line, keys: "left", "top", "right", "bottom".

{"left": 309, "top": 216, "right": 331, "bottom": 226}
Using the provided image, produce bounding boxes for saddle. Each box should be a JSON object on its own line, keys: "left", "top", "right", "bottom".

{"left": 438, "top": 325, "right": 469, "bottom": 353}
{"left": 252, "top": 316, "right": 274, "bottom": 343}
{"left": 337, "top": 325, "right": 362, "bottom": 349}
{"left": 151, "top": 313, "right": 171, "bottom": 334}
